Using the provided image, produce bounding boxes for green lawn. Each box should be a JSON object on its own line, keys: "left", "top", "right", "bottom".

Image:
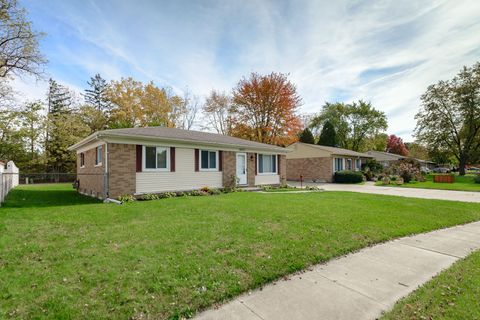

{"left": 2, "top": 184, "right": 480, "bottom": 319}
{"left": 377, "top": 174, "right": 480, "bottom": 192}
{"left": 382, "top": 249, "right": 480, "bottom": 319}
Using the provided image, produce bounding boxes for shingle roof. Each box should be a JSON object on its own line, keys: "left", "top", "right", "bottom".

{"left": 367, "top": 150, "right": 435, "bottom": 164}
{"left": 71, "top": 126, "right": 287, "bottom": 152}
{"left": 296, "top": 142, "right": 373, "bottom": 157}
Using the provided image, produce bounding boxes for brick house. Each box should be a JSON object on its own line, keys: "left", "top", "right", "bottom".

{"left": 366, "top": 150, "right": 436, "bottom": 171}
{"left": 286, "top": 142, "right": 372, "bottom": 182}
{"left": 68, "top": 127, "right": 287, "bottom": 199}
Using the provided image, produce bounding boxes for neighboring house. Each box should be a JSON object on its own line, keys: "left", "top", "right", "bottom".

{"left": 366, "top": 151, "right": 436, "bottom": 170}
{"left": 286, "top": 142, "right": 373, "bottom": 182}
{"left": 68, "top": 127, "right": 287, "bottom": 199}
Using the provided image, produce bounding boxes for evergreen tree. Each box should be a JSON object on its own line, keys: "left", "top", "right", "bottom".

{"left": 318, "top": 120, "right": 338, "bottom": 146}
{"left": 298, "top": 127, "right": 315, "bottom": 144}
{"left": 85, "top": 74, "right": 111, "bottom": 112}
{"left": 45, "top": 79, "right": 76, "bottom": 173}
{"left": 47, "top": 78, "right": 72, "bottom": 114}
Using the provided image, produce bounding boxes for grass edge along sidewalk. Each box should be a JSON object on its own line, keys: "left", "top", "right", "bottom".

{"left": 1, "top": 183, "right": 480, "bottom": 319}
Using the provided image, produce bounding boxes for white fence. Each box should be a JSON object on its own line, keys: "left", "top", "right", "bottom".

{"left": 0, "top": 161, "right": 19, "bottom": 206}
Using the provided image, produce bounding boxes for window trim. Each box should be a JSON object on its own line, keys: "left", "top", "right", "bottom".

{"left": 95, "top": 146, "right": 103, "bottom": 167}
{"left": 257, "top": 153, "right": 278, "bottom": 175}
{"left": 199, "top": 149, "right": 219, "bottom": 171}
{"left": 333, "top": 157, "right": 345, "bottom": 172}
{"left": 355, "top": 158, "right": 362, "bottom": 171}
{"left": 142, "top": 145, "right": 170, "bottom": 172}
{"left": 80, "top": 152, "right": 85, "bottom": 168}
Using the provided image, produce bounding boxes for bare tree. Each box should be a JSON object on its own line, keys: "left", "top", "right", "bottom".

{"left": 177, "top": 89, "right": 199, "bottom": 130}
{"left": 0, "top": 0, "right": 46, "bottom": 78}
{"left": 202, "top": 90, "right": 232, "bottom": 135}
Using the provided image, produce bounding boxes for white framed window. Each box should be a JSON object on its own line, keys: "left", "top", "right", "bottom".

{"left": 143, "top": 146, "right": 169, "bottom": 171}
{"left": 80, "top": 153, "right": 85, "bottom": 168}
{"left": 258, "top": 154, "right": 277, "bottom": 174}
{"left": 355, "top": 159, "right": 362, "bottom": 171}
{"left": 200, "top": 150, "right": 218, "bottom": 171}
{"left": 95, "top": 146, "right": 103, "bottom": 166}
{"left": 334, "top": 158, "right": 344, "bottom": 172}
{"left": 346, "top": 158, "right": 352, "bottom": 170}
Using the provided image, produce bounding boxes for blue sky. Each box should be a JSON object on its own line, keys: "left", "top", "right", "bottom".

{"left": 12, "top": 0, "right": 480, "bottom": 140}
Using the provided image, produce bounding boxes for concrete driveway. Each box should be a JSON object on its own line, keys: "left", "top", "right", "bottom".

{"left": 287, "top": 181, "right": 480, "bottom": 203}
{"left": 195, "top": 221, "right": 480, "bottom": 320}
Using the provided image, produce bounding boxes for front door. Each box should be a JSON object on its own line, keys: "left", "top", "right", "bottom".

{"left": 236, "top": 153, "right": 247, "bottom": 185}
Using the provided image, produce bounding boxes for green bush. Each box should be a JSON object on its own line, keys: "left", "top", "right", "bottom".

{"left": 118, "top": 194, "right": 136, "bottom": 202}
{"left": 334, "top": 170, "right": 364, "bottom": 183}
{"left": 474, "top": 175, "right": 480, "bottom": 184}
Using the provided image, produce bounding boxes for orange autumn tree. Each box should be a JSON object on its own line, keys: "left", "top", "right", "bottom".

{"left": 230, "top": 72, "right": 303, "bottom": 146}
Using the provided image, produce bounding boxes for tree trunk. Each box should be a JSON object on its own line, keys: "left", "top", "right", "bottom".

{"left": 459, "top": 155, "right": 467, "bottom": 176}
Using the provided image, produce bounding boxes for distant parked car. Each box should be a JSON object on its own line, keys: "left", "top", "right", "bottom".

{"left": 433, "top": 167, "right": 450, "bottom": 174}
{"left": 420, "top": 167, "right": 431, "bottom": 174}
{"left": 468, "top": 167, "right": 480, "bottom": 172}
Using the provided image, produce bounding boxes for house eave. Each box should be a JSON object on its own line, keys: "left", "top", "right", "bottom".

{"left": 69, "top": 131, "right": 289, "bottom": 154}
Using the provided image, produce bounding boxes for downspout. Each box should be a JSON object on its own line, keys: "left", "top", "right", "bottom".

{"left": 104, "top": 142, "right": 109, "bottom": 198}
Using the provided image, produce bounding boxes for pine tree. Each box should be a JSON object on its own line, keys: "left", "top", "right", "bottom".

{"left": 298, "top": 127, "right": 315, "bottom": 144}
{"left": 47, "top": 78, "right": 72, "bottom": 114}
{"left": 318, "top": 121, "right": 338, "bottom": 147}
{"left": 85, "top": 74, "right": 111, "bottom": 112}
{"left": 45, "top": 79, "right": 75, "bottom": 173}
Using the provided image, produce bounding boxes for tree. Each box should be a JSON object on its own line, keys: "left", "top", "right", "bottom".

{"left": 78, "top": 104, "right": 107, "bottom": 133}
{"left": 202, "top": 90, "right": 232, "bottom": 135}
{"left": 84, "top": 73, "right": 111, "bottom": 112}
{"left": 175, "top": 89, "right": 199, "bottom": 130}
{"left": 18, "top": 100, "right": 44, "bottom": 158}
{"left": 415, "top": 62, "right": 480, "bottom": 175}
{"left": 364, "top": 133, "right": 388, "bottom": 152}
{"left": 231, "top": 72, "right": 303, "bottom": 146}
{"left": 386, "top": 134, "right": 409, "bottom": 156}
{"left": 0, "top": 107, "right": 25, "bottom": 162}
{"left": 310, "top": 102, "right": 349, "bottom": 147}
{"left": 347, "top": 100, "right": 388, "bottom": 151}
{"left": 405, "top": 142, "right": 429, "bottom": 160}
{"left": 106, "top": 78, "right": 184, "bottom": 128}
{"left": 47, "top": 78, "right": 72, "bottom": 114}
{"left": 310, "top": 101, "right": 387, "bottom": 151}
{"left": 298, "top": 127, "right": 315, "bottom": 144}
{"left": 317, "top": 120, "right": 338, "bottom": 146}
{"left": 0, "top": 0, "right": 46, "bottom": 78}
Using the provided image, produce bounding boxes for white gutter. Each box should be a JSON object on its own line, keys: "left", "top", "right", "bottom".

{"left": 69, "top": 131, "right": 289, "bottom": 154}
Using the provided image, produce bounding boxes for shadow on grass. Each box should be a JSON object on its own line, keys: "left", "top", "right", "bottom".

{"left": 1, "top": 186, "right": 101, "bottom": 208}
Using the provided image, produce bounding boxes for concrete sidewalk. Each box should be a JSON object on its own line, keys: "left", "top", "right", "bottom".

{"left": 288, "top": 181, "right": 480, "bottom": 203}
{"left": 195, "top": 221, "right": 480, "bottom": 320}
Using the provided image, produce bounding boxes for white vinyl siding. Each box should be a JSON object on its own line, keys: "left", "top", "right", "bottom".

{"left": 136, "top": 148, "right": 222, "bottom": 193}
{"left": 255, "top": 174, "right": 280, "bottom": 185}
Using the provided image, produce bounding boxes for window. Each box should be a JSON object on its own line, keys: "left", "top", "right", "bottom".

{"left": 355, "top": 159, "right": 361, "bottom": 171}
{"left": 144, "top": 146, "right": 169, "bottom": 170}
{"left": 95, "top": 146, "right": 103, "bottom": 166}
{"left": 200, "top": 150, "right": 217, "bottom": 170}
{"left": 80, "top": 153, "right": 85, "bottom": 167}
{"left": 258, "top": 154, "right": 277, "bottom": 174}
{"left": 334, "top": 158, "right": 344, "bottom": 172}
{"left": 346, "top": 158, "right": 352, "bottom": 170}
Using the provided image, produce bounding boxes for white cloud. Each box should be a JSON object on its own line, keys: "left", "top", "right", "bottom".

{"left": 12, "top": 0, "right": 480, "bottom": 141}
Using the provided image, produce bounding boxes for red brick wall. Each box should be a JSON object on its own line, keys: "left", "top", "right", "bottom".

{"left": 221, "top": 151, "right": 236, "bottom": 188}
{"left": 286, "top": 157, "right": 333, "bottom": 182}
{"left": 107, "top": 143, "right": 136, "bottom": 198}
{"left": 77, "top": 145, "right": 105, "bottom": 198}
